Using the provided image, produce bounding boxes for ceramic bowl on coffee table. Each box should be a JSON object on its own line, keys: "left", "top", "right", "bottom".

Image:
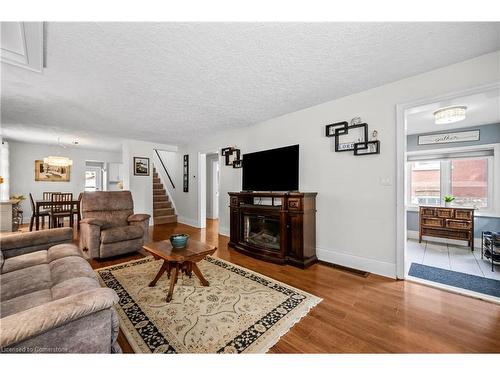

{"left": 170, "top": 234, "right": 189, "bottom": 249}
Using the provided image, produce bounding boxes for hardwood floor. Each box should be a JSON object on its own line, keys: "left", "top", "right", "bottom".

{"left": 59, "top": 220, "right": 500, "bottom": 352}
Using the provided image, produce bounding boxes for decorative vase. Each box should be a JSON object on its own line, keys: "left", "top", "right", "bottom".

{"left": 170, "top": 234, "right": 189, "bottom": 249}
{"left": 445, "top": 201, "right": 450, "bottom": 207}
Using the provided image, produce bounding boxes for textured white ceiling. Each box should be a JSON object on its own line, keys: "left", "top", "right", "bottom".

{"left": 1, "top": 22, "right": 500, "bottom": 149}
{"left": 406, "top": 87, "right": 500, "bottom": 135}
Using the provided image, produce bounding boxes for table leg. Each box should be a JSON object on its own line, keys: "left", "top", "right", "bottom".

{"left": 166, "top": 264, "right": 179, "bottom": 302}
{"left": 191, "top": 262, "right": 209, "bottom": 286}
{"left": 149, "top": 260, "right": 169, "bottom": 287}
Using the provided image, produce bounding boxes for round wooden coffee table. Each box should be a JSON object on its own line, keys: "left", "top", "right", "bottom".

{"left": 142, "top": 239, "right": 217, "bottom": 302}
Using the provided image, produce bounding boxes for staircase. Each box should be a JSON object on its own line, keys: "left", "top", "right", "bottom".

{"left": 152, "top": 167, "right": 177, "bottom": 224}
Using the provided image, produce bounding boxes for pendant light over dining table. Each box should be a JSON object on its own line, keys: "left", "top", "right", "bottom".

{"left": 43, "top": 137, "right": 74, "bottom": 167}
{"left": 43, "top": 155, "right": 73, "bottom": 167}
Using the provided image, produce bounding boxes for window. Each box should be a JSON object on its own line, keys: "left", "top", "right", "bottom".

{"left": 409, "top": 161, "right": 441, "bottom": 206}
{"left": 85, "top": 171, "right": 97, "bottom": 192}
{"left": 408, "top": 155, "right": 492, "bottom": 210}
{"left": 451, "top": 158, "right": 488, "bottom": 208}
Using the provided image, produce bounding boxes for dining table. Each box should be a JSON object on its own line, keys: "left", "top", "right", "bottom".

{"left": 34, "top": 199, "right": 80, "bottom": 230}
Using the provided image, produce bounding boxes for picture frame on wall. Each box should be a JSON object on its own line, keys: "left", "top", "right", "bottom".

{"left": 133, "top": 157, "right": 150, "bottom": 176}
{"left": 34, "top": 160, "right": 71, "bottom": 182}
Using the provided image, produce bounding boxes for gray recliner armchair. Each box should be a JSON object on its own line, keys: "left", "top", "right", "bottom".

{"left": 79, "top": 191, "right": 150, "bottom": 259}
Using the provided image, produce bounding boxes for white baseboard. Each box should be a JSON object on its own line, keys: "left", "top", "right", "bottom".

{"left": 407, "top": 230, "right": 481, "bottom": 249}
{"left": 219, "top": 226, "right": 230, "bottom": 237}
{"left": 316, "top": 246, "right": 396, "bottom": 279}
{"left": 177, "top": 216, "right": 199, "bottom": 228}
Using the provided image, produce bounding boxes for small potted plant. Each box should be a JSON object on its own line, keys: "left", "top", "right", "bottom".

{"left": 444, "top": 195, "right": 455, "bottom": 207}
{"left": 10, "top": 194, "right": 26, "bottom": 201}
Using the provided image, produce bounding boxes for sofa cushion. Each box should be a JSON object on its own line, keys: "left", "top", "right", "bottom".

{"left": 0, "top": 228, "right": 73, "bottom": 258}
{"left": 1, "top": 250, "right": 48, "bottom": 274}
{"left": 0, "top": 264, "right": 52, "bottom": 301}
{"left": 1, "top": 289, "right": 52, "bottom": 318}
{"left": 100, "top": 225, "right": 143, "bottom": 244}
{"left": 51, "top": 276, "right": 99, "bottom": 300}
{"left": 47, "top": 243, "right": 83, "bottom": 262}
{"left": 49, "top": 256, "right": 96, "bottom": 285}
{"left": 81, "top": 191, "right": 134, "bottom": 228}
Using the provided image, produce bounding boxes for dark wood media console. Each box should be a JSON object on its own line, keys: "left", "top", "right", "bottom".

{"left": 228, "top": 192, "right": 318, "bottom": 268}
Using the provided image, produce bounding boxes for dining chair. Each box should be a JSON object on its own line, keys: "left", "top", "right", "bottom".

{"left": 74, "top": 192, "right": 83, "bottom": 230}
{"left": 49, "top": 193, "right": 74, "bottom": 228}
{"left": 43, "top": 192, "right": 60, "bottom": 200}
{"left": 29, "top": 193, "right": 50, "bottom": 231}
{"left": 42, "top": 191, "right": 60, "bottom": 205}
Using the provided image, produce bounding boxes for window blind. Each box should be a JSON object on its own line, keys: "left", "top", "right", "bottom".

{"left": 407, "top": 149, "right": 493, "bottom": 162}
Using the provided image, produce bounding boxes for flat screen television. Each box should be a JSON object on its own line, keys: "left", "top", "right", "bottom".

{"left": 242, "top": 144, "right": 299, "bottom": 191}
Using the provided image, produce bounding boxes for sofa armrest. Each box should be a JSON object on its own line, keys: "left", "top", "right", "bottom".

{"left": 127, "top": 213, "right": 151, "bottom": 223}
{"left": 79, "top": 218, "right": 107, "bottom": 227}
{"left": 0, "top": 228, "right": 73, "bottom": 259}
{"left": 0, "top": 288, "right": 118, "bottom": 348}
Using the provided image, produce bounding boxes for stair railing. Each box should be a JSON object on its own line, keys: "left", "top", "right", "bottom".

{"left": 154, "top": 149, "right": 175, "bottom": 189}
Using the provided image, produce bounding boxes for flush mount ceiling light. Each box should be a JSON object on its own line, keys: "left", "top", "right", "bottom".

{"left": 433, "top": 105, "right": 467, "bottom": 125}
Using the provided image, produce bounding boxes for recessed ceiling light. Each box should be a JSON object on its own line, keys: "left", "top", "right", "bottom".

{"left": 433, "top": 105, "right": 467, "bottom": 125}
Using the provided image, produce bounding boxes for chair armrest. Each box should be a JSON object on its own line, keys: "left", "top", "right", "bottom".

{"left": 0, "top": 228, "right": 73, "bottom": 259}
{"left": 79, "top": 221, "right": 102, "bottom": 259}
{"left": 79, "top": 218, "right": 107, "bottom": 227}
{"left": 0, "top": 288, "right": 118, "bottom": 348}
{"left": 127, "top": 214, "right": 151, "bottom": 223}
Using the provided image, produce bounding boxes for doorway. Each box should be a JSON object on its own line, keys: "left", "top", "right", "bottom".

{"left": 85, "top": 161, "right": 105, "bottom": 192}
{"left": 197, "top": 151, "right": 221, "bottom": 231}
{"left": 397, "top": 83, "right": 500, "bottom": 301}
{"left": 206, "top": 153, "right": 220, "bottom": 221}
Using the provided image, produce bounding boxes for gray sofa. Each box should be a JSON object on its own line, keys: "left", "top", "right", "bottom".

{"left": 79, "top": 191, "right": 150, "bottom": 259}
{"left": 0, "top": 228, "right": 121, "bottom": 353}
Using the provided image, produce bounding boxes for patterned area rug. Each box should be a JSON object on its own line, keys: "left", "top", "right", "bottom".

{"left": 96, "top": 256, "right": 321, "bottom": 353}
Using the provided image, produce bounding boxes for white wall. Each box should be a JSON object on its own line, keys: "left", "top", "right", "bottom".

{"left": 9, "top": 141, "right": 122, "bottom": 221}
{"left": 122, "top": 140, "right": 178, "bottom": 217}
{"left": 175, "top": 51, "right": 500, "bottom": 278}
{"left": 0, "top": 140, "right": 10, "bottom": 200}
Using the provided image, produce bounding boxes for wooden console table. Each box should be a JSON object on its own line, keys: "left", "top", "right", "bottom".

{"left": 419, "top": 206, "right": 475, "bottom": 251}
{"left": 228, "top": 192, "right": 317, "bottom": 268}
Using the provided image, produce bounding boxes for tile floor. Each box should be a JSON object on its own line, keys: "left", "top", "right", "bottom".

{"left": 406, "top": 239, "right": 500, "bottom": 280}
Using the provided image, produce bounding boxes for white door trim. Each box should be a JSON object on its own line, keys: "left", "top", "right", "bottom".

{"left": 197, "top": 152, "right": 207, "bottom": 228}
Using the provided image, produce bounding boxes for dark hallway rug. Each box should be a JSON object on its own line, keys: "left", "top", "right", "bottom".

{"left": 408, "top": 263, "right": 500, "bottom": 298}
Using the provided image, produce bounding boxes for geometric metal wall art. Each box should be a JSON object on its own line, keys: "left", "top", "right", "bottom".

{"left": 325, "top": 119, "right": 380, "bottom": 156}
